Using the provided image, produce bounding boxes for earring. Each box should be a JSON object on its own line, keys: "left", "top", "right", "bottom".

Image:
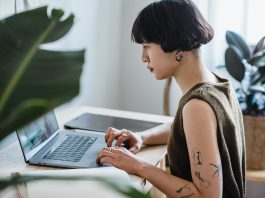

{"left": 176, "top": 50, "right": 183, "bottom": 62}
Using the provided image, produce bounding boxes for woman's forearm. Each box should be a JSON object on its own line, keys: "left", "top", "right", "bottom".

{"left": 137, "top": 162, "right": 201, "bottom": 198}
{"left": 138, "top": 122, "right": 171, "bottom": 145}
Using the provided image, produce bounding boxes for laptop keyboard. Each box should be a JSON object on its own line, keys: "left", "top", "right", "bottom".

{"left": 43, "top": 135, "right": 97, "bottom": 162}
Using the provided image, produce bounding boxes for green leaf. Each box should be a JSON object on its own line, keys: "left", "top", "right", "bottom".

{"left": 250, "top": 66, "right": 265, "bottom": 85}
{"left": 248, "top": 48, "right": 265, "bottom": 66}
{"left": 225, "top": 45, "right": 246, "bottom": 82}
{"left": 253, "top": 36, "right": 265, "bottom": 54}
{"left": 0, "top": 6, "right": 85, "bottom": 141}
{"left": 226, "top": 31, "right": 251, "bottom": 59}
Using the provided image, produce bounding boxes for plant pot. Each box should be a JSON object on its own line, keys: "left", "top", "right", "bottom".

{"left": 244, "top": 115, "right": 265, "bottom": 170}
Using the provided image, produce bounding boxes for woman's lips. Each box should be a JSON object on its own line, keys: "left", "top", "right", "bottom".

{"left": 147, "top": 66, "right": 154, "bottom": 72}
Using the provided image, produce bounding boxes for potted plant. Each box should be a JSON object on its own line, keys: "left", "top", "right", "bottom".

{"left": 0, "top": 6, "right": 150, "bottom": 198}
{"left": 224, "top": 30, "right": 265, "bottom": 170}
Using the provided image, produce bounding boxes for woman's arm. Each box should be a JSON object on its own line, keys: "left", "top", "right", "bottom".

{"left": 97, "top": 99, "right": 222, "bottom": 197}
{"left": 139, "top": 122, "right": 171, "bottom": 145}
{"left": 136, "top": 99, "right": 222, "bottom": 198}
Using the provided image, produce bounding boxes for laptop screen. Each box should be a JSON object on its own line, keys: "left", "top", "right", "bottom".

{"left": 16, "top": 111, "right": 59, "bottom": 161}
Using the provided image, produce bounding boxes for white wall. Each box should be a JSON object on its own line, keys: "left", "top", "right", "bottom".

{"left": 0, "top": 0, "right": 179, "bottom": 115}
{"left": 118, "top": 0, "right": 181, "bottom": 115}
{"left": 0, "top": 0, "right": 125, "bottom": 112}
{"left": 3, "top": 0, "right": 264, "bottom": 117}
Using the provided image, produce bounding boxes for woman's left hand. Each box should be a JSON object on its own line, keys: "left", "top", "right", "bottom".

{"left": 96, "top": 146, "right": 145, "bottom": 175}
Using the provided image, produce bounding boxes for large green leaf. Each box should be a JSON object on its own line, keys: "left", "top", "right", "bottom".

{"left": 0, "top": 6, "right": 85, "bottom": 141}
{"left": 225, "top": 45, "right": 246, "bottom": 82}
{"left": 226, "top": 31, "right": 251, "bottom": 59}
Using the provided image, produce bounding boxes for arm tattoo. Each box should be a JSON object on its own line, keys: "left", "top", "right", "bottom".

{"left": 209, "top": 163, "right": 222, "bottom": 180}
{"left": 181, "top": 193, "right": 195, "bottom": 198}
{"left": 192, "top": 148, "right": 203, "bottom": 166}
{"left": 176, "top": 184, "right": 191, "bottom": 193}
{"left": 176, "top": 184, "right": 194, "bottom": 198}
{"left": 195, "top": 171, "right": 210, "bottom": 189}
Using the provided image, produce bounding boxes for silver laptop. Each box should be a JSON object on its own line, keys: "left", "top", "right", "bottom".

{"left": 16, "top": 111, "right": 106, "bottom": 168}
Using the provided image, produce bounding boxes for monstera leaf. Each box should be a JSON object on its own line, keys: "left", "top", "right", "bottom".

{"left": 0, "top": 6, "right": 85, "bottom": 141}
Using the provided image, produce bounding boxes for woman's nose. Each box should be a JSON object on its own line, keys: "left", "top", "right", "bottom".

{"left": 141, "top": 52, "right": 149, "bottom": 63}
{"left": 142, "top": 56, "right": 148, "bottom": 63}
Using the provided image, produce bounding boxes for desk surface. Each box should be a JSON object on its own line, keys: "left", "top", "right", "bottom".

{"left": 1, "top": 105, "right": 263, "bottom": 197}
{"left": 0, "top": 106, "right": 174, "bottom": 197}
{"left": 246, "top": 170, "right": 265, "bottom": 182}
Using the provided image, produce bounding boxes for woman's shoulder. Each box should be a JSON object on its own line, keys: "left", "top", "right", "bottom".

{"left": 181, "top": 81, "right": 231, "bottom": 105}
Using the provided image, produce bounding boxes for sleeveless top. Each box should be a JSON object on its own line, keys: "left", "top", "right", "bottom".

{"left": 167, "top": 74, "right": 246, "bottom": 198}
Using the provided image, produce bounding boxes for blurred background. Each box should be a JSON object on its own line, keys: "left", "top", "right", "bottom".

{"left": 0, "top": 0, "right": 265, "bottom": 116}
{"left": 1, "top": 1, "right": 265, "bottom": 197}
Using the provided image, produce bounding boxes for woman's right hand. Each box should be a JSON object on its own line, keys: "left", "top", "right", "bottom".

{"left": 105, "top": 127, "right": 143, "bottom": 153}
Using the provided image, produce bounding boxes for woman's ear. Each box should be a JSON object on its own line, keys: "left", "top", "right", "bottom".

{"left": 176, "top": 50, "right": 183, "bottom": 62}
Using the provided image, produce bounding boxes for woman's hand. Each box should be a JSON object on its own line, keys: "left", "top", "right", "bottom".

{"left": 96, "top": 146, "right": 146, "bottom": 176}
{"left": 105, "top": 127, "right": 143, "bottom": 153}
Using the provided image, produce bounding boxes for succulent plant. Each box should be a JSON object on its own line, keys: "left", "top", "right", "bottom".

{"left": 225, "top": 31, "right": 265, "bottom": 116}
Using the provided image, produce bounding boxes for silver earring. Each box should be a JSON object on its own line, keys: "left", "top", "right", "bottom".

{"left": 176, "top": 50, "right": 183, "bottom": 62}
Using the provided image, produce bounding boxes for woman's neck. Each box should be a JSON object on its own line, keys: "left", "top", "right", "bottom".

{"left": 173, "top": 52, "right": 218, "bottom": 94}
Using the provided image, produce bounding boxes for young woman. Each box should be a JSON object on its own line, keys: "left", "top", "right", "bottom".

{"left": 96, "top": 0, "right": 245, "bottom": 197}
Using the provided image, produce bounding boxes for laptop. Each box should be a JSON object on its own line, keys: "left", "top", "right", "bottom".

{"left": 64, "top": 113, "right": 162, "bottom": 132}
{"left": 16, "top": 111, "right": 106, "bottom": 168}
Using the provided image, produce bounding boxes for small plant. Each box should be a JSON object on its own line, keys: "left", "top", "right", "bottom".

{"left": 225, "top": 31, "right": 265, "bottom": 116}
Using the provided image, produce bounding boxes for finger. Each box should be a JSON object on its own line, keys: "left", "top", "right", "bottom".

{"left": 107, "top": 132, "right": 117, "bottom": 147}
{"left": 97, "top": 147, "right": 114, "bottom": 156}
{"left": 129, "top": 146, "right": 138, "bottom": 153}
{"left": 107, "top": 130, "right": 122, "bottom": 147}
{"left": 104, "top": 127, "right": 113, "bottom": 142}
{"left": 115, "top": 135, "right": 126, "bottom": 147}
{"left": 96, "top": 149, "right": 116, "bottom": 163}
{"left": 99, "top": 156, "right": 114, "bottom": 165}
{"left": 115, "top": 129, "right": 129, "bottom": 146}
{"left": 97, "top": 147, "right": 110, "bottom": 157}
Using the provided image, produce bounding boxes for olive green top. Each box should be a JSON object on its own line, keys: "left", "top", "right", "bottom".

{"left": 167, "top": 73, "right": 246, "bottom": 198}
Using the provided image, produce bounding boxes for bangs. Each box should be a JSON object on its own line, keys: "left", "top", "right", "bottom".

{"left": 131, "top": 0, "right": 214, "bottom": 52}
{"left": 131, "top": 16, "right": 146, "bottom": 44}
{"left": 131, "top": 4, "right": 161, "bottom": 44}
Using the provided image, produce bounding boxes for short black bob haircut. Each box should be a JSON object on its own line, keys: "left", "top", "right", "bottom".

{"left": 131, "top": 0, "right": 214, "bottom": 52}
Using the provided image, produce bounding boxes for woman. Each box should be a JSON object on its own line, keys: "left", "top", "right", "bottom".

{"left": 96, "top": 0, "right": 245, "bottom": 197}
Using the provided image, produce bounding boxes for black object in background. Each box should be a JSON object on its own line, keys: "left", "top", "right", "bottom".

{"left": 64, "top": 113, "right": 163, "bottom": 132}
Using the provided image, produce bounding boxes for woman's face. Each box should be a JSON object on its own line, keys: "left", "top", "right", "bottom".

{"left": 141, "top": 42, "right": 178, "bottom": 80}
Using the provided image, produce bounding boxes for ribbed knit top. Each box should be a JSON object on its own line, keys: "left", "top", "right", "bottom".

{"left": 167, "top": 73, "right": 246, "bottom": 198}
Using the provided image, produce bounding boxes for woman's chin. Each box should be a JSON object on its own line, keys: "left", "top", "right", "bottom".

{"left": 154, "top": 74, "right": 167, "bottom": 80}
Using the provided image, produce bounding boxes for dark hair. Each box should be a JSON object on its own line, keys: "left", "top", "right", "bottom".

{"left": 131, "top": 0, "right": 214, "bottom": 52}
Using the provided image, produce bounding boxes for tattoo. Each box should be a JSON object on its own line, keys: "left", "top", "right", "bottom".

{"left": 176, "top": 184, "right": 191, "bottom": 193}
{"left": 195, "top": 171, "right": 210, "bottom": 189}
{"left": 181, "top": 194, "right": 194, "bottom": 198}
{"left": 192, "top": 148, "right": 203, "bottom": 166}
{"left": 209, "top": 163, "right": 222, "bottom": 180}
{"left": 176, "top": 184, "right": 194, "bottom": 198}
